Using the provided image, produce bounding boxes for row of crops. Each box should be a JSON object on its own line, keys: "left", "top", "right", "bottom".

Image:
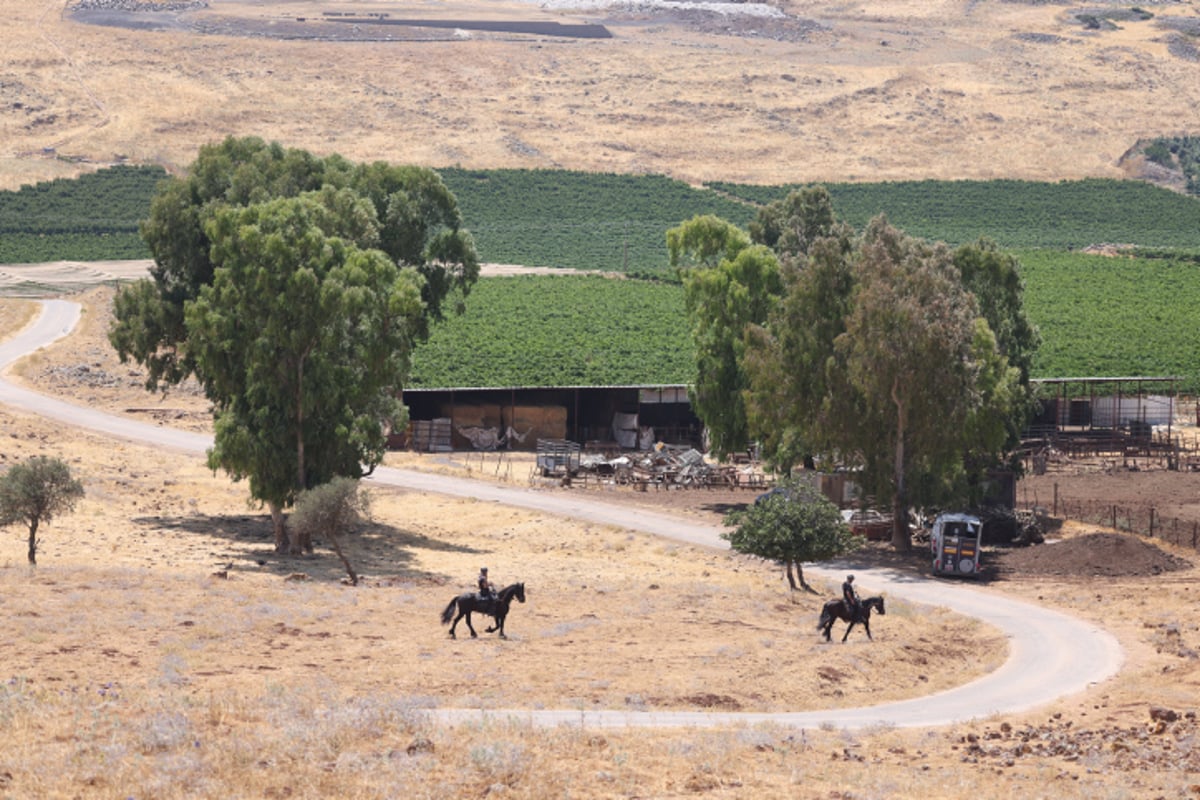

{"left": 4, "top": 165, "right": 1200, "bottom": 390}
{"left": 0, "top": 165, "right": 166, "bottom": 262}
{"left": 5, "top": 165, "right": 1200, "bottom": 267}
{"left": 409, "top": 274, "right": 692, "bottom": 389}
{"left": 710, "top": 178, "right": 1200, "bottom": 251}
{"left": 445, "top": 170, "right": 1200, "bottom": 270}
{"left": 410, "top": 261, "right": 1200, "bottom": 394}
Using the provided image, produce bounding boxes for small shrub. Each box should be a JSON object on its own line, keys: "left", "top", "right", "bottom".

{"left": 1144, "top": 141, "right": 1175, "bottom": 168}
{"left": 290, "top": 477, "right": 370, "bottom": 584}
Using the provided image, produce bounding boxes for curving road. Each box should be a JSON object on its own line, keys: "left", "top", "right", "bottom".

{"left": 1, "top": 300, "right": 1124, "bottom": 730}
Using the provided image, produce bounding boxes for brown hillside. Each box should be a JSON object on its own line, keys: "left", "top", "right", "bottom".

{"left": 3, "top": 0, "right": 1199, "bottom": 189}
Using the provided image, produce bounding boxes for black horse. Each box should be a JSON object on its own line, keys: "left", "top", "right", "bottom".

{"left": 441, "top": 582, "right": 526, "bottom": 639}
{"left": 817, "top": 595, "right": 885, "bottom": 642}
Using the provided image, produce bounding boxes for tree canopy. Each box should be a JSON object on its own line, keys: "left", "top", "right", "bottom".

{"left": 667, "top": 215, "right": 782, "bottom": 459}
{"left": 110, "top": 136, "right": 478, "bottom": 391}
{"left": 185, "top": 192, "right": 424, "bottom": 551}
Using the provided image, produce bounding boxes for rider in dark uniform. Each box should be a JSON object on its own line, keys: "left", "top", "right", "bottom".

{"left": 478, "top": 567, "right": 496, "bottom": 605}
{"left": 843, "top": 574, "right": 861, "bottom": 618}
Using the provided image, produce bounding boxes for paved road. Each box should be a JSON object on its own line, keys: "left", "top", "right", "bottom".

{"left": 0, "top": 300, "right": 1124, "bottom": 730}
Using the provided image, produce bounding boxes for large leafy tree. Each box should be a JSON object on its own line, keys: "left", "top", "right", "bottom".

{"left": 822, "top": 217, "right": 1019, "bottom": 550}
{"left": 671, "top": 190, "right": 852, "bottom": 467}
{"left": 667, "top": 216, "right": 782, "bottom": 458}
{"left": 0, "top": 456, "right": 84, "bottom": 565}
{"left": 110, "top": 138, "right": 474, "bottom": 553}
{"left": 723, "top": 478, "right": 862, "bottom": 593}
{"left": 691, "top": 191, "right": 1034, "bottom": 552}
{"left": 112, "top": 137, "right": 338, "bottom": 389}
{"left": 186, "top": 192, "right": 424, "bottom": 553}
{"left": 743, "top": 193, "right": 857, "bottom": 473}
{"left": 953, "top": 239, "right": 1041, "bottom": 475}
{"left": 110, "top": 136, "right": 478, "bottom": 391}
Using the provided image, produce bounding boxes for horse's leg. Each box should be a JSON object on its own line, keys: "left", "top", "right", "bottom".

{"left": 496, "top": 613, "right": 507, "bottom": 639}
{"left": 448, "top": 611, "right": 460, "bottom": 639}
{"left": 864, "top": 619, "right": 872, "bottom": 641}
{"left": 842, "top": 620, "right": 855, "bottom": 642}
{"left": 465, "top": 611, "right": 478, "bottom": 638}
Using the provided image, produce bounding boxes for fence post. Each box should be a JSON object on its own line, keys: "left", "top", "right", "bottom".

{"left": 1149, "top": 508, "right": 1155, "bottom": 538}
{"left": 1053, "top": 483, "right": 1058, "bottom": 517}
{"left": 1111, "top": 505, "right": 1117, "bottom": 530}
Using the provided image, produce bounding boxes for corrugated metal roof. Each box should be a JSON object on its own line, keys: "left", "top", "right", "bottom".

{"left": 403, "top": 383, "right": 692, "bottom": 392}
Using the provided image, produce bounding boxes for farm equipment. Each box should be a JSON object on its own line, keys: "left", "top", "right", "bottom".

{"left": 930, "top": 512, "right": 983, "bottom": 578}
{"left": 536, "top": 438, "right": 581, "bottom": 478}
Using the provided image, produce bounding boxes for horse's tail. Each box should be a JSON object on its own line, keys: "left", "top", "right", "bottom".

{"left": 817, "top": 606, "right": 831, "bottom": 630}
{"left": 440, "top": 597, "right": 458, "bottom": 625}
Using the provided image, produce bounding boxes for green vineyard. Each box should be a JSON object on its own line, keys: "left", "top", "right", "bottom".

{"left": 4, "top": 166, "right": 1200, "bottom": 390}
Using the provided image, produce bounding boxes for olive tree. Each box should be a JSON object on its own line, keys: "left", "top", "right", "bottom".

{"left": 723, "top": 479, "right": 862, "bottom": 593}
{"left": 0, "top": 456, "right": 84, "bottom": 565}
{"left": 289, "top": 478, "right": 370, "bottom": 585}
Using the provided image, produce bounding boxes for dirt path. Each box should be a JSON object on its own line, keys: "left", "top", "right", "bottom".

{"left": 0, "top": 260, "right": 607, "bottom": 296}
{"left": 0, "top": 298, "right": 1125, "bottom": 729}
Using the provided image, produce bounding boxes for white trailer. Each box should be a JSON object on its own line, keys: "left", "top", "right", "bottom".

{"left": 931, "top": 512, "right": 983, "bottom": 578}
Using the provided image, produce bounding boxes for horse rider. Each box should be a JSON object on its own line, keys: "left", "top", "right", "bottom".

{"left": 843, "top": 574, "right": 861, "bottom": 618}
{"left": 477, "top": 566, "right": 497, "bottom": 604}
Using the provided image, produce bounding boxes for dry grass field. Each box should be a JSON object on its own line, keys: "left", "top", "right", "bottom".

{"left": 4, "top": 0, "right": 1200, "bottom": 795}
{"left": 2, "top": 0, "right": 1199, "bottom": 190}
{"left": 0, "top": 291, "right": 1199, "bottom": 797}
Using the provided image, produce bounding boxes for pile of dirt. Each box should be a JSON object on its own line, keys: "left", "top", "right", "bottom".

{"left": 990, "top": 532, "right": 1192, "bottom": 578}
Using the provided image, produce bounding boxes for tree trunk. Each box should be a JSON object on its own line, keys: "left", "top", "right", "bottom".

{"left": 327, "top": 533, "right": 358, "bottom": 586}
{"left": 890, "top": 377, "right": 912, "bottom": 552}
{"left": 798, "top": 563, "right": 817, "bottom": 593}
{"left": 270, "top": 502, "right": 288, "bottom": 554}
{"left": 26, "top": 519, "right": 38, "bottom": 565}
{"left": 287, "top": 355, "right": 313, "bottom": 555}
{"left": 787, "top": 560, "right": 817, "bottom": 593}
{"left": 785, "top": 561, "right": 798, "bottom": 590}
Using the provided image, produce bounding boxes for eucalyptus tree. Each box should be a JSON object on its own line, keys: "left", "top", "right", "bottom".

{"left": 667, "top": 215, "right": 782, "bottom": 459}
{"left": 109, "top": 137, "right": 477, "bottom": 553}
{"left": 185, "top": 192, "right": 423, "bottom": 553}
{"left": 821, "top": 218, "right": 1019, "bottom": 549}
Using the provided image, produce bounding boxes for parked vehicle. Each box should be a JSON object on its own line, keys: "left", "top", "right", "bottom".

{"left": 840, "top": 508, "right": 893, "bottom": 541}
{"left": 930, "top": 512, "right": 983, "bottom": 578}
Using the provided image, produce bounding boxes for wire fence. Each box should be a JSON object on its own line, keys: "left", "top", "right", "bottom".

{"left": 1017, "top": 486, "right": 1200, "bottom": 553}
